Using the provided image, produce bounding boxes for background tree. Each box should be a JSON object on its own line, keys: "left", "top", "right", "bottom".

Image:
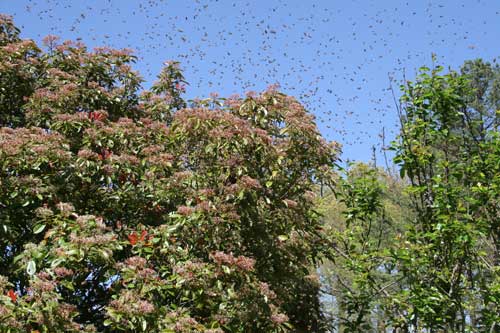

{"left": 318, "top": 163, "right": 412, "bottom": 332}
{"left": 460, "top": 58, "right": 500, "bottom": 134}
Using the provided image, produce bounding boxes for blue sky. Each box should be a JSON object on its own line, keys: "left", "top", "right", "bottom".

{"left": 1, "top": 0, "right": 499, "bottom": 163}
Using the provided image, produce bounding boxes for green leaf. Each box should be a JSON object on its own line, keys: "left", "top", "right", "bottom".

{"left": 33, "top": 224, "right": 46, "bottom": 234}
{"left": 27, "top": 260, "right": 36, "bottom": 276}
{"left": 100, "top": 249, "right": 110, "bottom": 260}
{"left": 278, "top": 235, "right": 288, "bottom": 242}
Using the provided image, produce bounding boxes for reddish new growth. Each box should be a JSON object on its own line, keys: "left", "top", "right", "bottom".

{"left": 195, "top": 200, "right": 211, "bottom": 212}
{"left": 77, "top": 149, "right": 99, "bottom": 160}
{"left": 42, "top": 34, "right": 60, "bottom": 47}
{"left": 98, "top": 148, "right": 112, "bottom": 160}
{"left": 128, "top": 233, "right": 138, "bottom": 246}
{"left": 128, "top": 230, "right": 147, "bottom": 246}
{"left": 109, "top": 291, "right": 155, "bottom": 316}
{"left": 87, "top": 110, "right": 107, "bottom": 122}
{"left": 173, "top": 261, "right": 207, "bottom": 282}
{"left": 174, "top": 82, "right": 186, "bottom": 93}
{"left": 7, "top": 289, "right": 17, "bottom": 302}
{"left": 259, "top": 282, "right": 277, "bottom": 300}
{"left": 54, "top": 267, "right": 74, "bottom": 278}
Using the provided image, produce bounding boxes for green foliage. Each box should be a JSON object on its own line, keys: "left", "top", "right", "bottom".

{"left": 0, "top": 16, "right": 337, "bottom": 332}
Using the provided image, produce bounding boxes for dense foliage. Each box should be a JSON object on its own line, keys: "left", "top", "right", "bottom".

{"left": 320, "top": 58, "right": 500, "bottom": 332}
{"left": 0, "top": 15, "right": 338, "bottom": 332}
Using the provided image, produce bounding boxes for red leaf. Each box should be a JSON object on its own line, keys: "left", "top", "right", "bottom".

{"left": 98, "top": 148, "right": 112, "bottom": 160}
{"left": 128, "top": 232, "right": 138, "bottom": 245}
{"left": 7, "top": 289, "right": 17, "bottom": 302}
{"left": 140, "top": 230, "right": 147, "bottom": 241}
{"left": 88, "top": 112, "right": 104, "bottom": 122}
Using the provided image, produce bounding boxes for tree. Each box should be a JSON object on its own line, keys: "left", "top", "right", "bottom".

{"left": 0, "top": 15, "right": 338, "bottom": 332}
{"left": 390, "top": 59, "right": 500, "bottom": 332}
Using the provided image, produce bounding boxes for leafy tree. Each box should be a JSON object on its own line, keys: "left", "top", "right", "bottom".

{"left": 0, "top": 15, "right": 338, "bottom": 332}
{"left": 390, "top": 59, "right": 500, "bottom": 332}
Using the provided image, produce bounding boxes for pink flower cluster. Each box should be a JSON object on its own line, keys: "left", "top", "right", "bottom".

{"left": 109, "top": 290, "right": 155, "bottom": 316}
{"left": 177, "top": 205, "right": 194, "bottom": 216}
{"left": 54, "top": 267, "right": 74, "bottom": 278}
{"left": 240, "top": 175, "right": 262, "bottom": 190}
{"left": 283, "top": 199, "right": 298, "bottom": 208}
{"left": 173, "top": 261, "right": 207, "bottom": 282}
{"left": 270, "top": 312, "right": 289, "bottom": 324}
{"left": 259, "top": 282, "right": 277, "bottom": 300}
{"left": 211, "top": 251, "right": 256, "bottom": 272}
{"left": 69, "top": 233, "right": 114, "bottom": 246}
